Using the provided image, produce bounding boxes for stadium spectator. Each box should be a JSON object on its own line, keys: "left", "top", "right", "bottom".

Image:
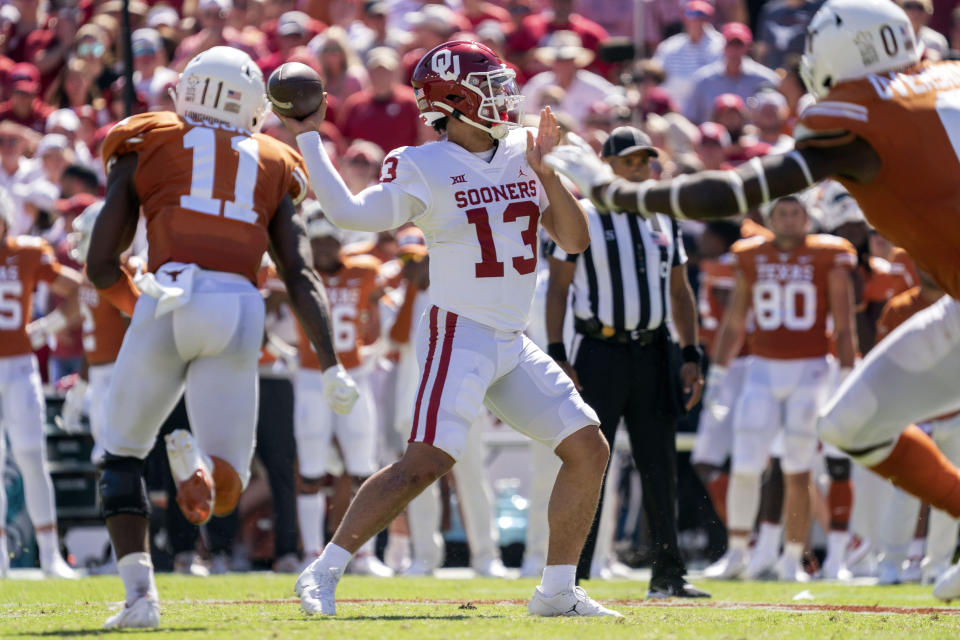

{"left": 401, "top": 5, "right": 462, "bottom": 80}
{"left": 340, "top": 140, "right": 385, "bottom": 194}
{"left": 710, "top": 93, "right": 771, "bottom": 165}
{"left": 684, "top": 23, "right": 779, "bottom": 124}
{"left": 0, "top": 63, "right": 54, "bottom": 133}
{"left": 47, "top": 109, "right": 97, "bottom": 171}
{"left": 652, "top": 1, "right": 725, "bottom": 111}
{"left": 749, "top": 90, "right": 793, "bottom": 153}
{"left": 45, "top": 58, "right": 100, "bottom": 114}
{"left": 308, "top": 27, "right": 369, "bottom": 105}
{"left": 696, "top": 122, "right": 734, "bottom": 171}
{"left": 508, "top": 0, "right": 610, "bottom": 76}
{"left": 23, "top": 2, "right": 82, "bottom": 89}
{"left": 459, "top": 0, "right": 512, "bottom": 29}
{"left": 173, "top": 0, "right": 239, "bottom": 71}
{"left": 474, "top": 20, "right": 527, "bottom": 85}
{"left": 521, "top": 31, "right": 618, "bottom": 122}
{"left": 755, "top": 0, "right": 820, "bottom": 70}
{"left": 132, "top": 29, "right": 177, "bottom": 108}
{"left": 900, "top": 0, "right": 950, "bottom": 60}
{"left": 337, "top": 47, "right": 420, "bottom": 153}
{"left": 257, "top": 11, "right": 314, "bottom": 77}
{"left": 346, "top": 1, "right": 409, "bottom": 60}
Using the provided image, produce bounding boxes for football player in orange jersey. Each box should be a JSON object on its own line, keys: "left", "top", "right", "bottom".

{"left": 0, "top": 189, "right": 82, "bottom": 579}
{"left": 86, "top": 47, "right": 358, "bottom": 628}
{"left": 702, "top": 197, "right": 857, "bottom": 582}
{"left": 293, "top": 213, "right": 392, "bottom": 577}
{"left": 546, "top": 0, "right": 960, "bottom": 599}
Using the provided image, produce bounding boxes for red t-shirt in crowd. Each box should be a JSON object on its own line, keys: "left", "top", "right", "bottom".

{"left": 337, "top": 86, "right": 421, "bottom": 155}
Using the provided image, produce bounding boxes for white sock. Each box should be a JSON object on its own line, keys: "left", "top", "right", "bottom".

{"left": 727, "top": 473, "right": 762, "bottom": 533}
{"left": 908, "top": 537, "right": 925, "bottom": 560}
{"left": 384, "top": 533, "right": 411, "bottom": 571}
{"left": 826, "top": 530, "right": 850, "bottom": 561}
{"left": 0, "top": 533, "right": 8, "bottom": 574}
{"left": 755, "top": 522, "right": 783, "bottom": 557}
{"left": 783, "top": 542, "right": 804, "bottom": 562}
{"left": 36, "top": 528, "right": 58, "bottom": 568}
{"left": 318, "top": 543, "right": 353, "bottom": 574}
{"left": 728, "top": 535, "right": 749, "bottom": 552}
{"left": 117, "top": 552, "right": 157, "bottom": 605}
{"left": 297, "top": 493, "right": 325, "bottom": 557}
{"left": 540, "top": 564, "right": 576, "bottom": 597}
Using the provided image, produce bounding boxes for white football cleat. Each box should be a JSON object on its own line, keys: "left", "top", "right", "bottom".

{"left": 173, "top": 551, "right": 210, "bottom": 577}
{"left": 348, "top": 553, "right": 394, "bottom": 577}
{"left": 704, "top": 548, "right": 747, "bottom": 580}
{"left": 820, "top": 555, "right": 853, "bottom": 581}
{"left": 933, "top": 561, "right": 960, "bottom": 601}
{"left": 520, "top": 554, "right": 544, "bottom": 578}
{"left": 473, "top": 557, "right": 508, "bottom": 578}
{"left": 165, "top": 430, "right": 215, "bottom": 525}
{"left": 528, "top": 585, "right": 623, "bottom": 617}
{"left": 923, "top": 560, "right": 950, "bottom": 586}
{"left": 103, "top": 595, "right": 160, "bottom": 629}
{"left": 299, "top": 566, "right": 342, "bottom": 615}
{"left": 876, "top": 557, "right": 902, "bottom": 586}
{"left": 400, "top": 558, "right": 435, "bottom": 577}
{"left": 42, "top": 553, "right": 79, "bottom": 579}
{"left": 273, "top": 553, "right": 301, "bottom": 574}
{"left": 777, "top": 554, "right": 811, "bottom": 583}
{"left": 744, "top": 546, "right": 779, "bottom": 580}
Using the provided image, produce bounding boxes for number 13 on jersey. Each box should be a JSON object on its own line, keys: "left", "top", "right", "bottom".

{"left": 466, "top": 201, "right": 540, "bottom": 278}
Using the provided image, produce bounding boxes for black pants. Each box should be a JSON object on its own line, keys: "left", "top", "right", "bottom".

{"left": 574, "top": 334, "right": 686, "bottom": 584}
{"left": 158, "top": 376, "right": 299, "bottom": 558}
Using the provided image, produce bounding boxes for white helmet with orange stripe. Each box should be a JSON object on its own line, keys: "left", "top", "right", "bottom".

{"left": 801, "top": 0, "right": 921, "bottom": 100}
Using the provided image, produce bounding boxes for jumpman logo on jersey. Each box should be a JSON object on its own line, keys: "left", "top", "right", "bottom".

{"left": 517, "top": 167, "right": 528, "bottom": 178}
{"left": 165, "top": 268, "right": 186, "bottom": 282}
{"left": 451, "top": 174, "right": 467, "bottom": 185}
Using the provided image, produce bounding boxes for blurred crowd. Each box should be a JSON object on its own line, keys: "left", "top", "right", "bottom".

{"left": 3, "top": 0, "right": 960, "bottom": 577}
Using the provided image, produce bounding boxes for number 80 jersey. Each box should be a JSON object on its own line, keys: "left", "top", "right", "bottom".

{"left": 733, "top": 234, "right": 856, "bottom": 360}
{"left": 102, "top": 111, "right": 308, "bottom": 284}
{"left": 381, "top": 128, "right": 548, "bottom": 332}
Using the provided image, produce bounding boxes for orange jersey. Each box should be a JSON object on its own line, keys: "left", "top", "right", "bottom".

{"left": 297, "top": 255, "right": 382, "bottom": 370}
{"left": 797, "top": 61, "right": 960, "bottom": 300}
{"left": 79, "top": 263, "right": 135, "bottom": 366}
{"left": 102, "top": 111, "right": 309, "bottom": 284}
{"left": 698, "top": 255, "right": 736, "bottom": 354}
{"left": 860, "top": 255, "right": 915, "bottom": 311}
{"left": 734, "top": 234, "right": 856, "bottom": 360}
{"left": 0, "top": 236, "right": 63, "bottom": 357}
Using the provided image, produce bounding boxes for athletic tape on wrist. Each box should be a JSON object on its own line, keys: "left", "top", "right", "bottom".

{"left": 726, "top": 171, "right": 748, "bottom": 213}
{"left": 669, "top": 175, "right": 689, "bottom": 219}
{"left": 787, "top": 150, "right": 814, "bottom": 187}
{"left": 602, "top": 178, "right": 625, "bottom": 212}
{"left": 749, "top": 156, "right": 770, "bottom": 204}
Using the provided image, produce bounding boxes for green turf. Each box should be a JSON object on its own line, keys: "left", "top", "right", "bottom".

{"left": 2, "top": 574, "right": 960, "bottom": 639}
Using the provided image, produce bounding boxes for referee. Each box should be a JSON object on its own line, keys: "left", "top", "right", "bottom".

{"left": 547, "top": 127, "right": 709, "bottom": 598}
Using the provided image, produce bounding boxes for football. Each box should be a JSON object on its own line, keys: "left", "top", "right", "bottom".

{"left": 267, "top": 62, "right": 324, "bottom": 119}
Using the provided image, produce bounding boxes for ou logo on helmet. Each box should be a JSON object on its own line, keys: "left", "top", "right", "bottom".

{"left": 432, "top": 50, "right": 461, "bottom": 81}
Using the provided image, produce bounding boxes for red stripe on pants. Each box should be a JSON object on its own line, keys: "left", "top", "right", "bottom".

{"left": 423, "top": 310, "right": 458, "bottom": 445}
{"left": 409, "top": 306, "right": 440, "bottom": 443}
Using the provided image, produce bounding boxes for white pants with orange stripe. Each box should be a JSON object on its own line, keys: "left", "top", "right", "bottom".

{"left": 408, "top": 306, "right": 599, "bottom": 461}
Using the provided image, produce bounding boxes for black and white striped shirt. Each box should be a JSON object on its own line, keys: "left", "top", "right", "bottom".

{"left": 551, "top": 201, "right": 687, "bottom": 333}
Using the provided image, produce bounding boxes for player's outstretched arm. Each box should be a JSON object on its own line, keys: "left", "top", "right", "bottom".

{"left": 87, "top": 153, "right": 142, "bottom": 316}
{"left": 278, "top": 110, "right": 422, "bottom": 232}
{"left": 546, "top": 136, "right": 881, "bottom": 221}
{"left": 268, "top": 195, "right": 358, "bottom": 414}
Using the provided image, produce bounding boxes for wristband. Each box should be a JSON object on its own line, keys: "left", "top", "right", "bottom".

{"left": 547, "top": 342, "right": 568, "bottom": 362}
{"left": 681, "top": 344, "right": 702, "bottom": 365}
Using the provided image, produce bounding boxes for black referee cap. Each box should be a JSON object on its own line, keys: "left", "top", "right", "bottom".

{"left": 601, "top": 126, "right": 659, "bottom": 158}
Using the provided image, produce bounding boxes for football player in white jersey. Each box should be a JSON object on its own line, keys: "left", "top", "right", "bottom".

{"left": 280, "top": 40, "right": 619, "bottom": 617}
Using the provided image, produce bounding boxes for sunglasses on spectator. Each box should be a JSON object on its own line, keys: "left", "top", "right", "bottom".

{"left": 0, "top": 136, "right": 21, "bottom": 146}
{"left": 77, "top": 41, "right": 106, "bottom": 57}
{"left": 902, "top": 2, "right": 926, "bottom": 10}
{"left": 684, "top": 9, "right": 709, "bottom": 19}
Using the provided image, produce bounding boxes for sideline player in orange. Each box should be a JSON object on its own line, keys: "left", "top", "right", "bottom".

{"left": 704, "top": 197, "right": 856, "bottom": 581}
{"left": 545, "top": 0, "right": 960, "bottom": 599}
{"left": 87, "top": 47, "right": 358, "bottom": 628}
{"left": 0, "top": 189, "right": 81, "bottom": 579}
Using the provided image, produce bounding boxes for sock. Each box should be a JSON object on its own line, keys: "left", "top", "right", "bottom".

{"left": 754, "top": 522, "right": 783, "bottom": 559}
{"left": 728, "top": 535, "right": 749, "bottom": 552}
{"left": 297, "top": 494, "right": 325, "bottom": 557}
{"left": 318, "top": 543, "right": 353, "bottom": 574}
{"left": 783, "top": 542, "right": 804, "bottom": 562}
{"left": 384, "top": 533, "right": 411, "bottom": 571}
{"left": 36, "top": 528, "right": 58, "bottom": 568}
{"left": 826, "top": 530, "right": 850, "bottom": 562}
{"left": 540, "top": 564, "right": 576, "bottom": 598}
{"left": 727, "top": 472, "right": 762, "bottom": 533}
{"left": 828, "top": 479, "right": 853, "bottom": 530}
{"left": 870, "top": 425, "right": 960, "bottom": 517}
{"left": 706, "top": 473, "right": 729, "bottom": 523}
{"left": 117, "top": 552, "right": 157, "bottom": 605}
{"left": 0, "top": 533, "right": 8, "bottom": 574}
{"left": 908, "top": 537, "right": 925, "bottom": 561}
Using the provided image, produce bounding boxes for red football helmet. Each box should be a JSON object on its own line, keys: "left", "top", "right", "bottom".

{"left": 411, "top": 41, "right": 524, "bottom": 139}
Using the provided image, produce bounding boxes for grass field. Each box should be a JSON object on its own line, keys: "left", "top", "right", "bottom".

{"left": 3, "top": 573, "right": 960, "bottom": 639}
